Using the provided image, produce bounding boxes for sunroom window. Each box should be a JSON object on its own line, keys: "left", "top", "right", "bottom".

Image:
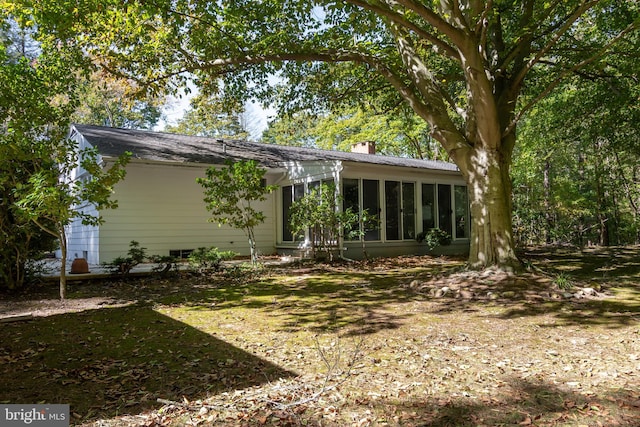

{"left": 341, "top": 178, "right": 381, "bottom": 241}
{"left": 385, "top": 180, "right": 416, "bottom": 241}
{"left": 282, "top": 183, "right": 305, "bottom": 241}
{"left": 422, "top": 182, "right": 469, "bottom": 240}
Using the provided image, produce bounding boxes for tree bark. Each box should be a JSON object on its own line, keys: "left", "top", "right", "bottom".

{"left": 461, "top": 147, "right": 520, "bottom": 271}
{"left": 59, "top": 226, "right": 67, "bottom": 300}
{"left": 543, "top": 158, "right": 553, "bottom": 245}
{"left": 246, "top": 226, "right": 257, "bottom": 264}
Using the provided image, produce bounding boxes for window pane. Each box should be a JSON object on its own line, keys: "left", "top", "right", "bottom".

{"left": 294, "top": 183, "right": 305, "bottom": 200}
{"left": 282, "top": 185, "right": 293, "bottom": 241}
{"left": 293, "top": 184, "right": 305, "bottom": 241}
{"left": 402, "top": 182, "right": 415, "bottom": 239}
{"left": 455, "top": 185, "right": 469, "bottom": 238}
{"left": 385, "top": 181, "right": 401, "bottom": 240}
{"left": 362, "top": 179, "right": 380, "bottom": 240}
{"left": 422, "top": 183, "right": 435, "bottom": 231}
{"left": 343, "top": 179, "right": 360, "bottom": 241}
{"left": 343, "top": 179, "right": 359, "bottom": 210}
{"left": 437, "top": 184, "right": 452, "bottom": 236}
{"left": 307, "top": 181, "right": 321, "bottom": 245}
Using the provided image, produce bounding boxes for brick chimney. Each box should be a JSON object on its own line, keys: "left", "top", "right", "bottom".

{"left": 351, "top": 141, "right": 376, "bottom": 155}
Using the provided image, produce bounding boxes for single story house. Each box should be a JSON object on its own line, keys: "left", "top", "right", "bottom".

{"left": 67, "top": 124, "right": 470, "bottom": 264}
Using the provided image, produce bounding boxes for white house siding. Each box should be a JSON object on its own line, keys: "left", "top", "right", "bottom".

{"left": 65, "top": 204, "right": 100, "bottom": 264}
{"left": 98, "top": 161, "right": 277, "bottom": 263}
{"left": 63, "top": 129, "right": 102, "bottom": 264}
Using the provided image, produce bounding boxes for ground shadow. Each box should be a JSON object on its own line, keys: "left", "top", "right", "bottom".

{"left": 0, "top": 306, "right": 295, "bottom": 424}
{"left": 373, "top": 376, "right": 640, "bottom": 426}
{"left": 6, "top": 248, "right": 640, "bottom": 335}
{"left": 422, "top": 247, "right": 640, "bottom": 328}
{"left": 1, "top": 265, "right": 433, "bottom": 339}
{"left": 496, "top": 298, "right": 640, "bottom": 327}
{"left": 524, "top": 246, "right": 640, "bottom": 279}
{"left": 427, "top": 274, "right": 640, "bottom": 328}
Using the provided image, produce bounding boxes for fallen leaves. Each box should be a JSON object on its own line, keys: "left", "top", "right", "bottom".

{"left": 1, "top": 252, "right": 639, "bottom": 426}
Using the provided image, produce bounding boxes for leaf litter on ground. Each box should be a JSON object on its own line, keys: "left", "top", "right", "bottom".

{"left": 0, "top": 248, "right": 639, "bottom": 426}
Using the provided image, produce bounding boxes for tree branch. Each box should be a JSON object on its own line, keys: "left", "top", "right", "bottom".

{"left": 385, "top": 22, "right": 470, "bottom": 160}
{"left": 393, "top": 0, "right": 467, "bottom": 47}
{"left": 32, "top": 218, "right": 59, "bottom": 240}
{"left": 498, "top": 0, "right": 561, "bottom": 73}
{"left": 511, "top": 0, "right": 600, "bottom": 90}
{"left": 504, "top": 20, "right": 639, "bottom": 137}
{"left": 448, "top": 0, "right": 465, "bottom": 27}
{"left": 345, "top": 0, "right": 460, "bottom": 61}
{"left": 475, "top": 0, "right": 492, "bottom": 44}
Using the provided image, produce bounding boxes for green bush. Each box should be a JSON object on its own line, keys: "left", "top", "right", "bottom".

{"left": 105, "top": 241, "right": 176, "bottom": 275}
{"left": 416, "top": 228, "right": 452, "bottom": 250}
{"left": 188, "top": 247, "right": 237, "bottom": 273}
{"left": 105, "top": 241, "right": 147, "bottom": 274}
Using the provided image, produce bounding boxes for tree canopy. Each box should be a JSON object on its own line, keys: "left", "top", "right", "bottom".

{"left": 0, "top": 31, "right": 71, "bottom": 289}
{"left": 263, "top": 104, "right": 446, "bottom": 160}
{"left": 6, "top": 0, "right": 638, "bottom": 270}
{"left": 512, "top": 32, "right": 640, "bottom": 247}
{"left": 165, "top": 92, "right": 250, "bottom": 139}
{"left": 1, "top": 14, "right": 131, "bottom": 294}
{"left": 73, "top": 69, "right": 164, "bottom": 129}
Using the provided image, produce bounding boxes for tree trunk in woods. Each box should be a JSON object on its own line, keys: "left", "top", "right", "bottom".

{"left": 595, "top": 139, "right": 610, "bottom": 246}
{"left": 543, "top": 159, "right": 553, "bottom": 245}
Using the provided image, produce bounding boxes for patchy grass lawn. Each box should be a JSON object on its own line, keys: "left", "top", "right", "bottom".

{"left": 1, "top": 248, "right": 639, "bottom": 426}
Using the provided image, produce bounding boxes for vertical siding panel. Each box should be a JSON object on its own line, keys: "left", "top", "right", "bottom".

{"left": 66, "top": 205, "right": 100, "bottom": 264}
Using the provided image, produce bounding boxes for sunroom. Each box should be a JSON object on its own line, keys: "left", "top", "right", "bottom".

{"left": 277, "top": 156, "right": 470, "bottom": 259}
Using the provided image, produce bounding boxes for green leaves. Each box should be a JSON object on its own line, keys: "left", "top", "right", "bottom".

{"left": 0, "top": 15, "right": 132, "bottom": 291}
{"left": 197, "top": 159, "right": 277, "bottom": 263}
{"left": 288, "top": 182, "right": 357, "bottom": 260}
{"left": 0, "top": 18, "right": 80, "bottom": 289}
{"left": 6, "top": 0, "right": 637, "bottom": 269}
{"left": 165, "top": 92, "right": 249, "bottom": 139}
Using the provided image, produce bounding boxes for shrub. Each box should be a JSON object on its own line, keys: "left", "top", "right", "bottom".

{"left": 105, "top": 241, "right": 176, "bottom": 275}
{"left": 197, "top": 159, "right": 277, "bottom": 264}
{"left": 188, "top": 247, "right": 237, "bottom": 273}
{"left": 416, "top": 228, "right": 452, "bottom": 250}
{"left": 105, "top": 241, "right": 147, "bottom": 274}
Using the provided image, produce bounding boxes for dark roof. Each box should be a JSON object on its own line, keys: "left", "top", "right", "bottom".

{"left": 72, "top": 124, "right": 459, "bottom": 172}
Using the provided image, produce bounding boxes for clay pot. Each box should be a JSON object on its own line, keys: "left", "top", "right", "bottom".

{"left": 70, "top": 258, "right": 90, "bottom": 274}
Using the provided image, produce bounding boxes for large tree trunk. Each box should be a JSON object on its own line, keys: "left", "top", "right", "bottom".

{"left": 460, "top": 147, "right": 520, "bottom": 271}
